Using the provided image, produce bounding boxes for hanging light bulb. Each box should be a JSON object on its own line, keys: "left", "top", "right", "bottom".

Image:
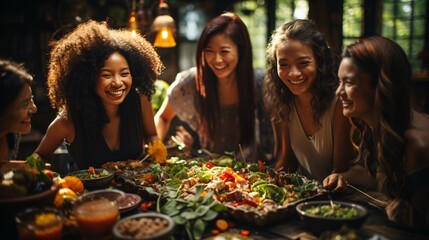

{"left": 151, "top": 0, "right": 176, "bottom": 47}
{"left": 154, "top": 27, "right": 176, "bottom": 47}
{"left": 129, "top": 0, "right": 138, "bottom": 37}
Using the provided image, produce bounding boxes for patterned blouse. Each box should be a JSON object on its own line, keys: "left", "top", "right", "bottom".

{"left": 168, "top": 67, "right": 274, "bottom": 162}
{"left": 5, "top": 133, "right": 21, "bottom": 160}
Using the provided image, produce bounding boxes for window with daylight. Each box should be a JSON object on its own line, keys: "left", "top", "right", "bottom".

{"left": 235, "top": 0, "right": 267, "bottom": 70}
{"left": 275, "top": 0, "right": 309, "bottom": 27}
{"left": 235, "top": 0, "right": 309, "bottom": 70}
{"left": 382, "top": 0, "right": 427, "bottom": 72}
{"left": 343, "top": 0, "right": 364, "bottom": 49}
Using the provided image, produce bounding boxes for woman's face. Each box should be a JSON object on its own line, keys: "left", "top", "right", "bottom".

{"left": 337, "top": 57, "right": 376, "bottom": 125}
{"left": 276, "top": 39, "right": 317, "bottom": 96}
{"left": 2, "top": 85, "right": 37, "bottom": 134}
{"left": 96, "top": 52, "right": 132, "bottom": 108}
{"left": 204, "top": 33, "right": 239, "bottom": 82}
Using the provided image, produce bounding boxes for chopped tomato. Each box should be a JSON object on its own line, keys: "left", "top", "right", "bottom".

{"left": 240, "top": 229, "right": 250, "bottom": 236}
{"left": 205, "top": 162, "right": 214, "bottom": 169}
{"left": 140, "top": 201, "right": 155, "bottom": 211}
{"left": 144, "top": 173, "right": 155, "bottom": 183}
{"left": 219, "top": 171, "right": 235, "bottom": 182}
{"left": 232, "top": 199, "right": 258, "bottom": 207}
{"left": 88, "top": 166, "right": 99, "bottom": 177}
{"left": 258, "top": 160, "right": 265, "bottom": 172}
{"left": 211, "top": 229, "right": 220, "bottom": 235}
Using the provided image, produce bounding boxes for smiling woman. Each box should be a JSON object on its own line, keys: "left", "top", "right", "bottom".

{"left": 34, "top": 20, "right": 163, "bottom": 169}
{"left": 263, "top": 19, "right": 355, "bottom": 182}
{"left": 0, "top": 59, "right": 37, "bottom": 160}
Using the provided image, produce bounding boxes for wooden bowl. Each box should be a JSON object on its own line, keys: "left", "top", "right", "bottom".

{"left": 0, "top": 181, "right": 60, "bottom": 238}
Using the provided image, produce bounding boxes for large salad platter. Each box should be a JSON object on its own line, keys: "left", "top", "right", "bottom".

{"left": 102, "top": 156, "right": 325, "bottom": 226}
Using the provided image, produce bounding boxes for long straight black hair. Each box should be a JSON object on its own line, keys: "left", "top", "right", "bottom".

{"left": 195, "top": 12, "right": 255, "bottom": 147}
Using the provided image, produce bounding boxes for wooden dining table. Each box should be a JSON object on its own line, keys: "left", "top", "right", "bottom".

{"left": 229, "top": 188, "right": 429, "bottom": 240}
{"left": 97, "top": 182, "right": 426, "bottom": 240}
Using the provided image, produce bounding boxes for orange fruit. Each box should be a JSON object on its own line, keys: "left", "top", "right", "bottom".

{"left": 54, "top": 187, "right": 78, "bottom": 208}
{"left": 60, "top": 176, "right": 84, "bottom": 194}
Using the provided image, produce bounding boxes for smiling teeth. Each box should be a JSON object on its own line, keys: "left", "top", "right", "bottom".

{"left": 215, "top": 65, "right": 226, "bottom": 70}
{"left": 109, "top": 90, "right": 123, "bottom": 95}
{"left": 289, "top": 79, "right": 304, "bottom": 85}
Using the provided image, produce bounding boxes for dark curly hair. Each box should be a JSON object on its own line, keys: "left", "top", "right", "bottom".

{"left": 345, "top": 36, "right": 411, "bottom": 198}
{"left": 264, "top": 19, "right": 338, "bottom": 125}
{"left": 47, "top": 20, "right": 162, "bottom": 129}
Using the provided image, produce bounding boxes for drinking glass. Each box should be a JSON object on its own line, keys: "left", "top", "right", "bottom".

{"left": 73, "top": 194, "right": 119, "bottom": 240}
{"left": 15, "top": 207, "right": 63, "bottom": 240}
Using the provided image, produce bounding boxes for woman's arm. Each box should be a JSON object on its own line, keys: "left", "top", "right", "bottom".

{"left": 34, "top": 116, "right": 74, "bottom": 162}
{"left": 140, "top": 94, "right": 158, "bottom": 141}
{"left": 332, "top": 101, "right": 355, "bottom": 173}
{"left": 154, "top": 95, "right": 176, "bottom": 141}
{"left": 323, "top": 164, "right": 376, "bottom": 192}
{"left": 272, "top": 119, "right": 298, "bottom": 171}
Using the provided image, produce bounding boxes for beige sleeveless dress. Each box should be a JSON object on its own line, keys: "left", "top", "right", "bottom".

{"left": 288, "top": 97, "right": 337, "bottom": 182}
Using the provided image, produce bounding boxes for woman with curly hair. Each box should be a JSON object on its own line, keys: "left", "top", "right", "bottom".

{"left": 264, "top": 19, "right": 354, "bottom": 182}
{"left": 155, "top": 12, "right": 273, "bottom": 162}
{"left": 323, "top": 36, "right": 429, "bottom": 230}
{"left": 0, "top": 59, "right": 37, "bottom": 160}
{"left": 34, "top": 20, "right": 162, "bottom": 169}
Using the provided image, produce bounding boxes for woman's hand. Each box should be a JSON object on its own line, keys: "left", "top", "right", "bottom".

{"left": 173, "top": 126, "right": 194, "bottom": 149}
{"left": 323, "top": 173, "right": 348, "bottom": 192}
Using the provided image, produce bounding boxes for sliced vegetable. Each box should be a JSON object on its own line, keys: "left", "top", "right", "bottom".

{"left": 215, "top": 219, "right": 229, "bottom": 232}
{"left": 240, "top": 229, "right": 250, "bottom": 236}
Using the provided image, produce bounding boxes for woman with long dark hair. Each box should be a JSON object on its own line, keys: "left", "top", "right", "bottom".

{"left": 264, "top": 19, "right": 354, "bottom": 182}
{"left": 155, "top": 12, "right": 273, "bottom": 162}
{"left": 324, "top": 36, "right": 429, "bottom": 230}
{"left": 0, "top": 59, "right": 37, "bottom": 160}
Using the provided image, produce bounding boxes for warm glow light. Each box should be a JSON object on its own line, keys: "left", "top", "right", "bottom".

{"left": 151, "top": 1, "right": 176, "bottom": 48}
{"left": 161, "top": 29, "right": 168, "bottom": 38}
{"left": 129, "top": 10, "right": 138, "bottom": 34}
{"left": 153, "top": 27, "right": 176, "bottom": 47}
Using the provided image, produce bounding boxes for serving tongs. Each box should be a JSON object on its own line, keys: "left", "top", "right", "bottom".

{"left": 347, "top": 183, "right": 389, "bottom": 209}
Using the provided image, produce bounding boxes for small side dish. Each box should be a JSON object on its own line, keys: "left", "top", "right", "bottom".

{"left": 117, "top": 193, "right": 142, "bottom": 213}
{"left": 303, "top": 203, "right": 359, "bottom": 219}
{"left": 67, "top": 167, "right": 114, "bottom": 190}
{"left": 113, "top": 212, "right": 175, "bottom": 240}
{"left": 296, "top": 200, "right": 368, "bottom": 234}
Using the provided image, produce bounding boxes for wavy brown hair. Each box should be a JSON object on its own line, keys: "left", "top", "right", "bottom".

{"left": 47, "top": 20, "right": 162, "bottom": 131}
{"left": 195, "top": 12, "right": 255, "bottom": 147}
{"left": 0, "top": 59, "right": 33, "bottom": 117}
{"left": 0, "top": 59, "right": 34, "bottom": 150}
{"left": 264, "top": 19, "right": 338, "bottom": 125}
{"left": 345, "top": 36, "right": 411, "bottom": 198}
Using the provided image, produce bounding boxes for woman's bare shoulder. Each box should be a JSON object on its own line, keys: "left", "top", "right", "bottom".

{"left": 48, "top": 115, "right": 74, "bottom": 134}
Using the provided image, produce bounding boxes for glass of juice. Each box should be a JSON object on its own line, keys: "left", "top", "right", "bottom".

{"left": 73, "top": 194, "right": 119, "bottom": 240}
{"left": 15, "top": 207, "right": 63, "bottom": 240}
